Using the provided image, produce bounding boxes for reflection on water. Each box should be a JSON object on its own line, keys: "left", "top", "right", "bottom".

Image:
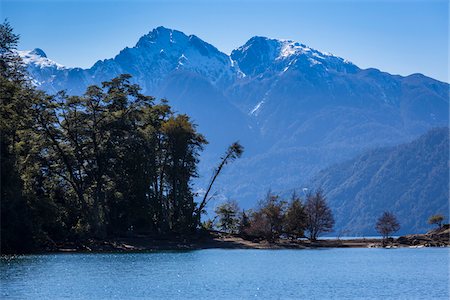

{"left": 1, "top": 248, "right": 449, "bottom": 299}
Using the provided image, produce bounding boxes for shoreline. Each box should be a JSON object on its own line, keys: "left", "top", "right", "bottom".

{"left": 17, "top": 229, "right": 448, "bottom": 254}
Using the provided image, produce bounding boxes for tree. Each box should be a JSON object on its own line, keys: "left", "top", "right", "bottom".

{"left": 428, "top": 214, "right": 445, "bottom": 229}
{"left": 214, "top": 200, "right": 240, "bottom": 233}
{"left": 161, "top": 114, "right": 207, "bottom": 233}
{"left": 375, "top": 211, "right": 400, "bottom": 244}
{"left": 0, "top": 20, "right": 25, "bottom": 82}
{"left": 244, "top": 192, "right": 285, "bottom": 241}
{"left": 238, "top": 210, "right": 251, "bottom": 236}
{"left": 304, "top": 190, "right": 334, "bottom": 241}
{"left": 1, "top": 20, "right": 35, "bottom": 252}
{"left": 1, "top": 23, "right": 212, "bottom": 253}
{"left": 260, "top": 192, "right": 286, "bottom": 241}
{"left": 245, "top": 210, "right": 271, "bottom": 240}
{"left": 195, "top": 142, "right": 243, "bottom": 226}
{"left": 283, "top": 192, "right": 307, "bottom": 238}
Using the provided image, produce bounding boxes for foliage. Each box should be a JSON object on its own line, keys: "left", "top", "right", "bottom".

{"left": 237, "top": 191, "right": 311, "bottom": 241}
{"left": 375, "top": 211, "right": 400, "bottom": 242}
{"left": 244, "top": 192, "right": 286, "bottom": 241}
{"left": 238, "top": 209, "right": 251, "bottom": 236}
{"left": 310, "top": 127, "right": 449, "bottom": 235}
{"left": 304, "top": 190, "right": 334, "bottom": 241}
{"left": 244, "top": 210, "right": 272, "bottom": 240}
{"left": 214, "top": 200, "right": 240, "bottom": 233}
{"left": 201, "top": 219, "right": 214, "bottom": 231}
{"left": 1, "top": 24, "right": 211, "bottom": 252}
{"left": 283, "top": 192, "right": 307, "bottom": 238}
{"left": 197, "top": 141, "right": 243, "bottom": 222}
{"left": 1, "top": 20, "right": 35, "bottom": 252}
{"left": 428, "top": 214, "right": 445, "bottom": 228}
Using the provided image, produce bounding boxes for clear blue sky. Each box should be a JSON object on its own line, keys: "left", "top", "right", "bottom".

{"left": 2, "top": 0, "right": 448, "bottom": 82}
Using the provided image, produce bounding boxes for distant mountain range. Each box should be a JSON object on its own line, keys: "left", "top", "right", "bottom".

{"left": 19, "top": 26, "right": 449, "bottom": 234}
{"left": 309, "top": 127, "right": 449, "bottom": 235}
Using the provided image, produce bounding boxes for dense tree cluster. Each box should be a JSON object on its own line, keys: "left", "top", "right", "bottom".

{"left": 213, "top": 190, "right": 334, "bottom": 241}
{"left": 1, "top": 22, "right": 213, "bottom": 253}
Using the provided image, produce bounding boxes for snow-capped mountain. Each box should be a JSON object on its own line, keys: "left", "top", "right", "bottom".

{"left": 90, "top": 26, "right": 241, "bottom": 92}
{"left": 20, "top": 27, "right": 240, "bottom": 96}
{"left": 18, "top": 27, "right": 254, "bottom": 153}
{"left": 18, "top": 27, "right": 449, "bottom": 234}
{"left": 17, "top": 48, "right": 64, "bottom": 69}
{"left": 16, "top": 48, "right": 66, "bottom": 89}
{"left": 232, "top": 36, "right": 357, "bottom": 78}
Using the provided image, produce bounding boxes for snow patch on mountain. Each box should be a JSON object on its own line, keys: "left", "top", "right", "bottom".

{"left": 17, "top": 49, "right": 65, "bottom": 70}
{"left": 231, "top": 36, "right": 358, "bottom": 76}
{"left": 250, "top": 100, "right": 264, "bottom": 116}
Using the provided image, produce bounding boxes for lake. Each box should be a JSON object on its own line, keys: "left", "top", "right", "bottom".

{"left": 1, "top": 248, "right": 448, "bottom": 299}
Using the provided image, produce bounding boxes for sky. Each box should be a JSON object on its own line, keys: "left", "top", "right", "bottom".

{"left": 1, "top": 0, "right": 448, "bottom": 82}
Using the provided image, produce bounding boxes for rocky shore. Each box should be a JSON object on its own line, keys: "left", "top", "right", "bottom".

{"left": 396, "top": 224, "right": 450, "bottom": 247}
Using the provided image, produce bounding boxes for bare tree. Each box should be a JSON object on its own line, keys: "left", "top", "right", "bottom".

{"left": 375, "top": 211, "right": 400, "bottom": 244}
{"left": 304, "top": 190, "right": 334, "bottom": 241}
{"left": 428, "top": 214, "right": 445, "bottom": 229}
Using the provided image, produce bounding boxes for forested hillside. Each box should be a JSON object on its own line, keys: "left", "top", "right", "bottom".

{"left": 309, "top": 127, "right": 449, "bottom": 235}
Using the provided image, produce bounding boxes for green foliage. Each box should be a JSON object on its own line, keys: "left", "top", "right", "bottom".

{"left": 0, "top": 20, "right": 25, "bottom": 82}
{"left": 214, "top": 200, "right": 240, "bottom": 233}
{"left": 284, "top": 192, "right": 307, "bottom": 238}
{"left": 1, "top": 24, "right": 209, "bottom": 252}
{"left": 310, "top": 127, "right": 449, "bottom": 235}
{"left": 238, "top": 209, "right": 251, "bottom": 235}
{"left": 1, "top": 20, "right": 35, "bottom": 252}
{"left": 201, "top": 219, "right": 214, "bottom": 231}
{"left": 428, "top": 214, "right": 445, "bottom": 228}
{"left": 197, "top": 141, "right": 244, "bottom": 224}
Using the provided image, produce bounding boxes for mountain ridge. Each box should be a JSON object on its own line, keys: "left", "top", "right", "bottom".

{"left": 17, "top": 27, "right": 449, "bottom": 233}
{"left": 308, "top": 127, "right": 449, "bottom": 235}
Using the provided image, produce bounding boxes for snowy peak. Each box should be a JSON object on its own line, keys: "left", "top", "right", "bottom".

{"left": 136, "top": 26, "right": 189, "bottom": 49}
{"left": 135, "top": 26, "right": 223, "bottom": 59}
{"left": 17, "top": 48, "right": 65, "bottom": 70}
{"left": 231, "top": 36, "right": 280, "bottom": 76}
{"left": 231, "top": 36, "right": 358, "bottom": 76}
{"left": 30, "top": 48, "right": 47, "bottom": 58}
{"left": 102, "top": 26, "right": 239, "bottom": 90}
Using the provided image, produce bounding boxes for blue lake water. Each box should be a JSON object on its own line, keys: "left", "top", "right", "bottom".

{"left": 1, "top": 248, "right": 449, "bottom": 299}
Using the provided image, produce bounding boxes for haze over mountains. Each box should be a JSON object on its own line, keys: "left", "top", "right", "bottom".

{"left": 309, "top": 128, "right": 449, "bottom": 235}
{"left": 19, "top": 26, "right": 449, "bottom": 234}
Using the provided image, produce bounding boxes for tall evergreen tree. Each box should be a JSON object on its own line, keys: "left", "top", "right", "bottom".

{"left": 283, "top": 192, "right": 307, "bottom": 238}
{"left": 304, "top": 190, "right": 334, "bottom": 241}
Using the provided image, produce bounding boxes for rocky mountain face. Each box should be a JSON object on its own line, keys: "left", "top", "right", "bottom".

{"left": 309, "top": 128, "right": 449, "bottom": 235}
{"left": 20, "top": 27, "right": 449, "bottom": 233}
